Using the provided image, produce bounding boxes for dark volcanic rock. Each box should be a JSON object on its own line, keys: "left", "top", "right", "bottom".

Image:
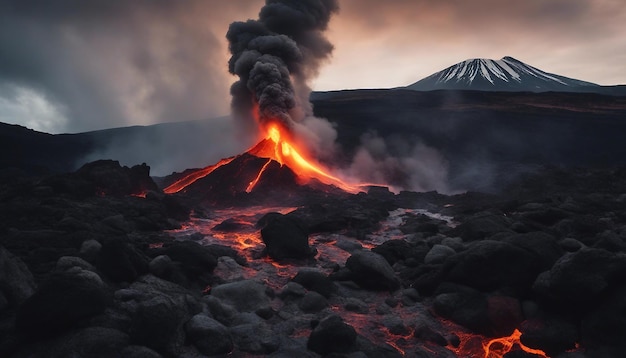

{"left": 129, "top": 295, "right": 187, "bottom": 356}
{"left": 520, "top": 318, "right": 579, "bottom": 356}
{"left": 307, "top": 315, "right": 357, "bottom": 355}
{"left": 413, "top": 321, "right": 448, "bottom": 346}
{"left": 345, "top": 250, "right": 401, "bottom": 291}
{"left": 534, "top": 248, "right": 626, "bottom": 305}
{"left": 16, "top": 272, "right": 109, "bottom": 339}
{"left": 298, "top": 291, "right": 328, "bottom": 313}
{"left": 260, "top": 214, "right": 313, "bottom": 260}
{"left": 97, "top": 238, "right": 149, "bottom": 282}
{"left": 445, "top": 240, "right": 540, "bottom": 293}
{"left": 185, "top": 314, "right": 233, "bottom": 356}
{"left": 581, "top": 285, "right": 626, "bottom": 351}
{"left": 292, "top": 269, "right": 337, "bottom": 298}
{"left": 433, "top": 284, "right": 490, "bottom": 335}
{"left": 372, "top": 239, "right": 429, "bottom": 266}
{"left": 44, "top": 160, "right": 158, "bottom": 197}
{"left": 500, "top": 232, "right": 563, "bottom": 269}
{"left": 153, "top": 240, "right": 218, "bottom": 278}
{"left": 434, "top": 284, "right": 523, "bottom": 337}
{"left": 453, "top": 211, "right": 513, "bottom": 241}
{"left": 0, "top": 245, "right": 36, "bottom": 307}
{"left": 210, "top": 279, "right": 271, "bottom": 313}
{"left": 55, "top": 327, "right": 129, "bottom": 358}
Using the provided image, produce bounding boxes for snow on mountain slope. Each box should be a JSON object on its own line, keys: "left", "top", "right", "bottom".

{"left": 408, "top": 56, "right": 600, "bottom": 92}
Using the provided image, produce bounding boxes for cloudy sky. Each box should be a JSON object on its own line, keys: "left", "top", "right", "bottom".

{"left": 1, "top": 0, "right": 625, "bottom": 133}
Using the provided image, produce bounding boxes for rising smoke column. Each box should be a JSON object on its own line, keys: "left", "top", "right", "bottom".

{"left": 227, "top": 0, "right": 339, "bottom": 134}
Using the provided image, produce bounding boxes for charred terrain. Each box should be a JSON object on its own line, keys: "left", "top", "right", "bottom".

{"left": 1, "top": 89, "right": 626, "bottom": 358}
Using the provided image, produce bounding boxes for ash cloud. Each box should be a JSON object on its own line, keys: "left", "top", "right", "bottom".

{"left": 227, "top": 0, "right": 339, "bottom": 134}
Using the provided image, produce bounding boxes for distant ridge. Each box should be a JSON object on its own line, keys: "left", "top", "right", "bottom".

{"left": 407, "top": 56, "right": 601, "bottom": 93}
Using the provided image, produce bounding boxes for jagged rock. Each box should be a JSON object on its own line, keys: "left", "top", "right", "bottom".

{"left": 75, "top": 160, "right": 158, "bottom": 197}
{"left": 210, "top": 279, "right": 271, "bottom": 313}
{"left": 185, "top": 314, "right": 233, "bottom": 356}
{"left": 0, "top": 245, "right": 36, "bottom": 307}
{"left": 307, "top": 315, "right": 357, "bottom": 355}
{"left": 292, "top": 269, "right": 337, "bottom": 298}
{"left": 16, "top": 272, "right": 109, "bottom": 339}
{"left": 345, "top": 250, "right": 401, "bottom": 291}
{"left": 298, "top": 291, "right": 328, "bottom": 313}
{"left": 260, "top": 214, "right": 314, "bottom": 259}
{"left": 129, "top": 295, "right": 187, "bottom": 356}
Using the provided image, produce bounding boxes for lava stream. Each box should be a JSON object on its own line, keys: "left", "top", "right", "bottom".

{"left": 164, "top": 157, "right": 235, "bottom": 194}
{"left": 246, "top": 124, "right": 361, "bottom": 193}
{"left": 483, "top": 329, "right": 548, "bottom": 358}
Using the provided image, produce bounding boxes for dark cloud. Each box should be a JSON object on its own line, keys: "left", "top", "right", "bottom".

{"left": 0, "top": 0, "right": 262, "bottom": 133}
{"left": 227, "top": 0, "right": 339, "bottom": 134}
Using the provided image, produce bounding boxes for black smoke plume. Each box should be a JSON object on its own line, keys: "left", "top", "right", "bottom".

{"left": 227, "top": 0, "right": 339, "bottom": 133}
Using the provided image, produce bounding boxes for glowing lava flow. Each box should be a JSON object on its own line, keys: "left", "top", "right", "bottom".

{"left": 247, "top": 124, "right": 360, "bottom": 193}
{"left": 246, "top": 158, "right": 272, "bottom": 193}
{"left": 482, "top": 329, "right": 548, "bottom": 358}
{"left": 164, "top": 157, "right": 235, "bottom": 194}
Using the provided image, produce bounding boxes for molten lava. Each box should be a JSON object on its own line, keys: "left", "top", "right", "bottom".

{"left": 482, "top": 329, "right": 548, "bottom": 358}
{"left": 164, "top": 157, "right": 235, "bottom": 194}
{"left": 246, "top": 124, "right": 360, "bottom": 193}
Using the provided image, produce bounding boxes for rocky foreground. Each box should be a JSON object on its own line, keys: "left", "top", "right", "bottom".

{"left": 1, "top": 160, "right": 626, "bottom": 357}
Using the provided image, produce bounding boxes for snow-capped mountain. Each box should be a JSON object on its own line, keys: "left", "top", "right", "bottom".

{"left": 408, "top": 56, "right": 600, "bottom": 92}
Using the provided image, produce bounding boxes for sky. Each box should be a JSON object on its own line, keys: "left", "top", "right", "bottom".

{"left": 1, "top": 0, "right": 625, "bottom": 134}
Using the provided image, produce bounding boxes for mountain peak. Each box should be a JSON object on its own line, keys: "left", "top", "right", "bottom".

{"left": 408, "top": 56, "right": 598, "bottom": 92}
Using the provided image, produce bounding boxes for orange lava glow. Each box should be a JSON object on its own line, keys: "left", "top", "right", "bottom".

{"left": 451, "top": 328, "right": 549, "bottom": 358}
{"left": 163, "top": 157, "right": 235, "bottom": 194}
{"left": 246, "top": 158, "right": 272, "bottom": 193}
{"left": 482, "top": 329, "right": 548, "bottom": 358}
{"left": 247, "top": 123, "right": 361, "bottom": 193}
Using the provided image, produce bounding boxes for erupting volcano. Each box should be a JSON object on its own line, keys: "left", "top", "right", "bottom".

{"left": 164, "top": 122, "right": 360, "bottom": 197}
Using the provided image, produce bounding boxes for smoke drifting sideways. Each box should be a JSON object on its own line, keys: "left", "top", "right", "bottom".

{"left": 227, "top": 0, "right": 339, "bottom": 144}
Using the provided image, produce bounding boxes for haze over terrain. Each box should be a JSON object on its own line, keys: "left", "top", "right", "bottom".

{"left": 0, "top": 0, "right": 625, "bottom": 133}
